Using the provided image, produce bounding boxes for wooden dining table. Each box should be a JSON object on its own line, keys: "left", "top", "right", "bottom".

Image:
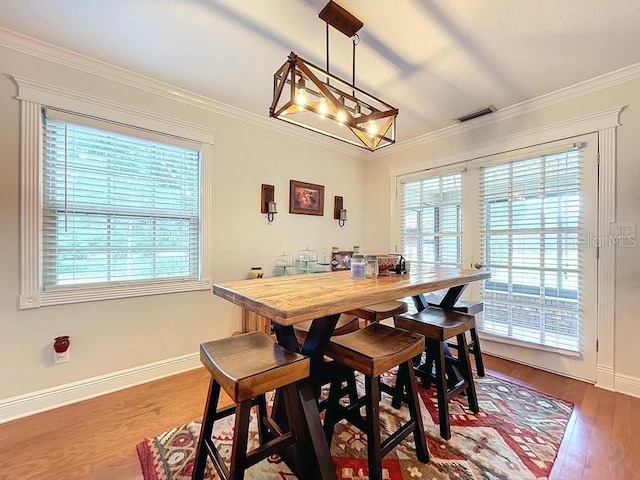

{"left": 213, "top": 266, "right": 490, "bottom": 480}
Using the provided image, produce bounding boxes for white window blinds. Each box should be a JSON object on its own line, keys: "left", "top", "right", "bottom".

{"left": 400, "top": 172, "right": 462, "bottom": 267}
{"left": 479, "top": 148, "right": 582, "bottom": 352}
{"left": 42, "top": 109, "right": 202, "bottom": 288}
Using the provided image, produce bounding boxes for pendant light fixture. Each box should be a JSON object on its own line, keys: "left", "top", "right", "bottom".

{"left": 269, "top": 1, "right": 398, "bottom": 151}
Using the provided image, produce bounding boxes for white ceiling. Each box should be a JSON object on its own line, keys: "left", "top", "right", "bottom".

{"left": 2, "top": 0, "right": 640, "bottom": 145}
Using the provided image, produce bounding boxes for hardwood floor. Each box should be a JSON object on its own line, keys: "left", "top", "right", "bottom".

{"left": 0, "top": 355, "right": 638, "bottom": 480}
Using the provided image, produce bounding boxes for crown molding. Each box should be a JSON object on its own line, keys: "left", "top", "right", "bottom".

{"left": 374, "top": 61, "right": 640, "bottom": 160}
{"left": 3, "top": 26, "right": 638, "bottom": 162}
{"left": 388, "top": 106, "right": 623, "bottom": 178}
{"left": 0, "top": 27, "right": 365, "bottom": 159}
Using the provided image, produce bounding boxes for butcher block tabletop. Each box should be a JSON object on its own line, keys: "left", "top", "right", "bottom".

{"left": 213, "top": 267, "right": 489, "bottom": 326}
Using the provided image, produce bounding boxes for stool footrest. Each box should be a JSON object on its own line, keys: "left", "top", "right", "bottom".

{"left": 328, "top": 398, "right": 369, "bottom": 433}
{"left": 204, "top": 437, "right": 230, "bottom": 480}
{"left": 244, "top": 432, "right": 296, "bottom": 468}
{"left": 381, "top": 419, "right": 416, "bottom": 458}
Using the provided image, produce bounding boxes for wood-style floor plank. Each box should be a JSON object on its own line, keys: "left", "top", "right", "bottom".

{"left": 0, "top": 355, "right": 638, "bottom": 480}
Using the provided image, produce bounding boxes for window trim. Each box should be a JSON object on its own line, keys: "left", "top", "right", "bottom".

{"left": 16, "top": 76, "right": 214, "bottom": 308}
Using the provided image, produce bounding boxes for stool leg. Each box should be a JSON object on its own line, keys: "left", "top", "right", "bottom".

{"left": 364, "top": 375, "right": 383, "bottom": 480}
{"left": 415, "top": 348, "right": 435, "bottom": 388}
{"left": 322, "top": 376, "right": 343, "bottom": 446}
{"left": 193, "top": 377, "right": 221, "bottom": 480}
{"left": 470, "top": 328, "right": 485, "bottom": 377}
{"left": 229, "top": 400, "right": 252, "bottom": 480}
{"left": 346, "top": 370, "right": 359, "bottom": 405}
{"left": 390, "top": 363, "right": 407, "bottom": 409}
{"left": 255, "top": 394, "right": 270, "bottom": 445}
{"left": 402, "top": 360, "right": 430, "bottom": 463}
{"left": 431, "top": 338, "right": 451, "bottom": 440}
{"left": 456, "top": 333, "right": 479, "bottom": 413}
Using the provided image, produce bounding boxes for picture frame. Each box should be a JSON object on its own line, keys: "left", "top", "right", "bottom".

{"left": 289, "top": 180, "right": 325, "bottom": 216}
{"left": 331, "top": 251, "right": 353, "bottom": 271}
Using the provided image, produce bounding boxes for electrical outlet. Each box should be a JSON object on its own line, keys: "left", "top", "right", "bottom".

{"left": 54, "top": 350, "right": 70, "bottom": 364}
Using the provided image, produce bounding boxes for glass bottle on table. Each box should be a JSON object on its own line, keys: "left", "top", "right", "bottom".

{"left": 350, "top": 254, "right": 366, "bottom": 279}
{"left": 365, "top": 255, "right": 379, "bottom": 278}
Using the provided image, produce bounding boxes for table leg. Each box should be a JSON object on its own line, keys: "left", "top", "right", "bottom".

{"left": 413, "top": 283, "right": 468, "bottom": 312}
{"left": 271, "top": 315, "right": 340, "bottom": 480}
{"left": 300, "top": 314, "right": 341, "bottom": 374}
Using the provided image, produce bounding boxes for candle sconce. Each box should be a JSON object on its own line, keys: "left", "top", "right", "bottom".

{"left": 261, "top": 184, "right": 277, "bottom": 223}
{"left": 334, "top": 196, "right": 347, "bottom": 227}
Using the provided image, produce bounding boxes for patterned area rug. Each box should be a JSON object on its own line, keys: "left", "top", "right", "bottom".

{"left": 136, "top": 373, "right": 572, "bottom": 480}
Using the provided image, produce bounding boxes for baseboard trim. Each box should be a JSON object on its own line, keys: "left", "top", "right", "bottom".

{"left": 614, "top": 372, "right": 640, "bottom": 399}
{"left": 0, "top": 352, "right": 200, "bottom": 424}
{"left": 596, "top": 365, "right": 615, "bottom": 391}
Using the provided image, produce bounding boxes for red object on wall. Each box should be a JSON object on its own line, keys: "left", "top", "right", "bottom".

{"left": 53, "top": 336, "right": 70, "bottom": 353}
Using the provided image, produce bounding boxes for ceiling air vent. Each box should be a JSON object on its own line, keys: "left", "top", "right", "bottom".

{"left": 455, "top": 105, "right": 496, "bottom": 123}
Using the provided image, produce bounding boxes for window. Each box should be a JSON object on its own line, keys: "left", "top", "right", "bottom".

{"left": 478, "top": 149, "right": 583, "bottom": 352}
{"left": 394, "top": 136, "right": 598, "bottom": 380}
{"left": 42, "top": 109, "right": 201, "bottom": 288}
{"left": 400, "top": 172, "right": 462, "bottom": 267}
{"left": 18, "top": 79, "right": 214, "bottom": 308}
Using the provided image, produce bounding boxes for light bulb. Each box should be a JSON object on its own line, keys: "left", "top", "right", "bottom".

{"left": 318, "top": 97, "right": 328, "bottom": 116}
{"left": 295, "top": 77, "right": 306, "bottom": 106}
{"left": 367, "top": 121, "right": 378, "bottom": 134}
{"left": 295, "top": 88, "right": 306, "bottom": 106}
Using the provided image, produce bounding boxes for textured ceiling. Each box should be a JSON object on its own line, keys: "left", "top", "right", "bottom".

{"left": 1, "top": 0, "right": 640, "bottom": 144}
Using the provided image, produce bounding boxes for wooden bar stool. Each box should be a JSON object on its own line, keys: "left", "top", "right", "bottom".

{"left": 193, "top": 331, "right": 311, "bottom": 480}
{"left": 345, "top": 300, "right": 408, "bottom": 326}
{"left": 423, "top": 296, "right": 486, "bottom": 376}
{"left": 322, "top": 323, "right": 430, "bottom": 480}
{"left": 394, "top": 307, "right": 479, "bottom": 440}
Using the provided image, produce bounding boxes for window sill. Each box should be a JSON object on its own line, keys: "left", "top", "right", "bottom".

{"left": 19, "top": 278, "right": 212, "bottom": 309}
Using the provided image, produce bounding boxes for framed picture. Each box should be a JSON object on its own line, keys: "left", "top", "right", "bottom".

{"left": 289, "top": 180, "right": 325, "bottom": 216}
{"left": 331, "top": 251, "right": 353, "bottom": 271}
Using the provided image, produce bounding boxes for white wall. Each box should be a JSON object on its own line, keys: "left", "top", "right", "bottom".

{"left": 0, "top": 41, "right": 367, "bottom": 415}
{"left": 366, "top": 74, "right": 640, "bottom": 391}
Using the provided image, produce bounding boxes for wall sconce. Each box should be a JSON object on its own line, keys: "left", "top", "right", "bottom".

{"left": 261, "top": 184, "right": 277, "bottom": 223}
{"left": 334, "top": 196, "right": 347, "bottom": 227}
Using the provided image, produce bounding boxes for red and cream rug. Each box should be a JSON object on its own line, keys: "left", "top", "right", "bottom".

{"left": 137, "top": 374, "right": 572, "bottom": 480}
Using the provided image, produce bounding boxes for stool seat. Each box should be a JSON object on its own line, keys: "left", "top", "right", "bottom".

{"left": 200, "top": 331, "right": 310, "bottom": 402}
{"left": 345, "top": 300, "right": 408, "bottom": 323}
{"left": 293, "top": 314, "right": 360, "bottom": 344}
{"left": 325, "top": 322, "right": 424, "bottom": 377}
{"left": 395, "top": 308, "right": 476, "bottom": 341}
